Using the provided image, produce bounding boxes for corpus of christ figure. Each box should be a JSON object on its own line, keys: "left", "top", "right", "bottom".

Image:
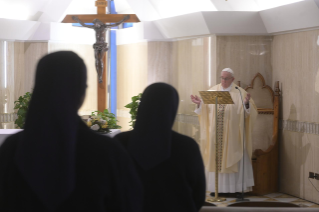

{"left": 72, "top": 15, "right": 130, "bottom": 83}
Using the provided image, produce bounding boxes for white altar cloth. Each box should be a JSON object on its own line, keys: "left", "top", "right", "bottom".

{"left": 0, "top": 129, "right": 121, "bottom": 147}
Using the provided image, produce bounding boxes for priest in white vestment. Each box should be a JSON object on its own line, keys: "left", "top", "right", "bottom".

{"left": 190, "top": 68, "right": 258, "bottom": 195}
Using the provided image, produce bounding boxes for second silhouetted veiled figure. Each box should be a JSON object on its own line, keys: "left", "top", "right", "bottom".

{"left": 115, "top": 83, "right": 206, "bottom": 212}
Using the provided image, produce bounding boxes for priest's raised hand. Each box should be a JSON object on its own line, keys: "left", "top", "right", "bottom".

{"left": 190, "top": 94, "right": 202, "bottom": 106}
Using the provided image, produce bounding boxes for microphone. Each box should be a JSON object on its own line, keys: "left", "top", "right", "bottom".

{"left": 235, "top": 86, "right": 249, "bottom": 202}
{"left": 235, "top": 87, "right": 244, "bottom": 105}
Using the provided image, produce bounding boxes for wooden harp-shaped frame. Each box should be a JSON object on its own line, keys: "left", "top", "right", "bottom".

{"left": 238, "top": 73, "right": 281, "bottom": 195}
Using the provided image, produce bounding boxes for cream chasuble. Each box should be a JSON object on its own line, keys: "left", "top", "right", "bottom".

{"left": 197, "top": 83, "right": 258, "bottom": 174}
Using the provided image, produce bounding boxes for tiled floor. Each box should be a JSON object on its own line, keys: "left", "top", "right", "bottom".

{"left": 205, "top": 192, "right": 319, "bottom": 208}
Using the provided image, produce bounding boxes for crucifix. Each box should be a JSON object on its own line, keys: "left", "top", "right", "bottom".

{"left": 72, "top": 15, "right": 129, "bottom": 84}
{"left": 62, "top": 0, "right": 140, "bottom": 111}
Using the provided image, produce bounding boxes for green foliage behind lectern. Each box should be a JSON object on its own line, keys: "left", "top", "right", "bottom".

{"left": 14, "top": 92, "right": 32, "bottom": 129}
{"left": 124, "top": 93, "right": 142, "bottom": 128}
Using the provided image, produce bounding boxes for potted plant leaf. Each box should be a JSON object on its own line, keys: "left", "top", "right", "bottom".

{"left": 124, "top": 93, "right": 142, "bottom": 128}
{"left": 14, "top": 92, "right": 32, "bottom": 129}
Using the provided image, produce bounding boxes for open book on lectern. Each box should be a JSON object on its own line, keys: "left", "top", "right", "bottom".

{"left": 199, "top": 90, "right": 234, "bottom": 105}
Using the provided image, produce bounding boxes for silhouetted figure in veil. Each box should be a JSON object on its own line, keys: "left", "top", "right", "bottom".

{"left": 0, "top": 51, "right": 143, "bottom": 212}
{"left": 73, "top": 15, "right": 129, "bottom": 83}
{"left": 115, "top": 83, "right": 206, "bottom": 212}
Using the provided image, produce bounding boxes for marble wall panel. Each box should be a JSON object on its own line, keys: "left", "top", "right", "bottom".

{"left": 272, "top": 29, "right": 319, "bottom": 204}
{"left": 24, "top": 42, "right": 48, "bottom": 93}
{"left": 170, "top": 42, "right": 179, "bottom": 90}
{"left": 147, "top": 41, "right": 173, "bottom": 85}
{"left": 6, "top": 42, "right": 15, "bottom": 114}
{"left": 174, "top": 39, "right": 193, "bottom": 115}
{"left": 217, "top": 36, "right": 273, "bottom": 88}
{"left": 15, "top": 42, "right": 48, "bottom": 103}
{"left": 48, "top": 43, "right": 97, "bottom": 115}
{"left": 14, "top": 42, "right": 25, "bottom": 101}
{"left": 117, "top": 42, "right": 148, "bottom": 131}
{"left": 280, "top": 131, "right": 319, "bottom": 203}
{"left": 211, "top": 35, "right": 218, "bottom": 87}
{"left": 0, "top": 42, "right": 48, "bottom": 129}
{"left": 272, "top": 30, "right": 319, "bottom": 122}
{"left": 172, "top": 36, "right": 216, "bottom": 116}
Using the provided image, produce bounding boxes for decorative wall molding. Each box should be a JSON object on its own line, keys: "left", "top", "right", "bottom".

{"left": 175, "top": 114, "right": 199, "bottom": 126}
{"left": 280, "top": 119, "right": 319, "bottom": 135}
{"left": 0, "top": 113, "right": 17, "bottom": 123}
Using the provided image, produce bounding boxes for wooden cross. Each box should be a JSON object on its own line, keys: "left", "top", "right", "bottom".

{"left": 62, "top": 0, "right": 140, "bottom": 111}
{"left": 62, "top": 1, "right": 140, "bottom": 23}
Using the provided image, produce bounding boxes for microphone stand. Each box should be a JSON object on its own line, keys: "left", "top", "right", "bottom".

{"left": 235, "top": 86, "right": 249, "bottom": 202}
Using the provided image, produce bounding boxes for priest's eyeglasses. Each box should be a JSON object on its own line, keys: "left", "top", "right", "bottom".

{"left": 220, "top": 77, "right": 232, "bottom": 81}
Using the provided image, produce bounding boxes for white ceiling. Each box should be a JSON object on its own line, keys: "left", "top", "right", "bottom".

{"left": 0, "top": 0, "right": 306, "bottom": 21}
{"left": 67, "top": 0, "right": 305, "bottom": 20}
{"left": 1, "top": 0, "right": 319, "bottom": 43}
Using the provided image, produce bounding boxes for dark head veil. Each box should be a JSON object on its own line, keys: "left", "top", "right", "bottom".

{"left": 15, "top": 51, "right": 87, "bottom": 210}
{"left": 128, "top": 83, "right": 179, "bottom": 170}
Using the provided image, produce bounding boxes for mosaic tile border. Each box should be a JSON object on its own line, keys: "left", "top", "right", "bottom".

{"left": 0, "top": 113, "right": 17, "bottom": 123}
{"left": 280, "top": 120, "right": 319, "bottom": 135}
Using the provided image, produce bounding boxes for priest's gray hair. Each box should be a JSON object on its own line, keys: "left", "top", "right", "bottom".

{"left": 221, "top": 68, "right": 234, "bottom": 77}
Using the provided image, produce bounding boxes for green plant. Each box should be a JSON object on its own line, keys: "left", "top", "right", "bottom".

{"left": 90, "top": 109, "right": 122, "bottom": 129}
{"left": 14, "top": 92, "right": 32, "bottom": 129}
{"left": 124, "top": 93, "right": 142, "bottom": 128}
